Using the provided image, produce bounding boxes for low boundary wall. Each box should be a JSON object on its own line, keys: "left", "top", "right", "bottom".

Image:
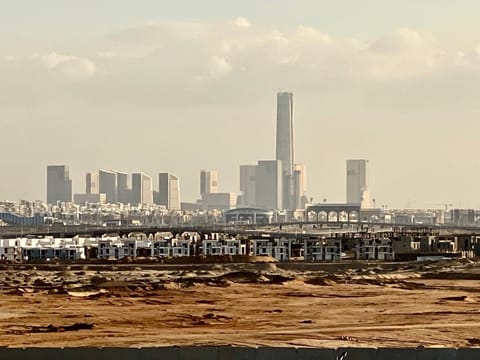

{"left": 0, "top": 347, "right": 479, "bottom": 359}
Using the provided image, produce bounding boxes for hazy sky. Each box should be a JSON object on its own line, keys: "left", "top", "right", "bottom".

{"left": 2, "top": 1, "right": 480, "bottom": 208}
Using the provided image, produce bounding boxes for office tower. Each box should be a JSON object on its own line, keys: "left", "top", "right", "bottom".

{"left": 239, "top": 165, "right": 257, "bottom": 207}
{"left": 255, "top": 160, "right": 283, "bottom": 210}
{"left": 115, "top": 171, "right": 130, "bottom": 204}
{"left": 200, "top": 170, "right": 218, "bottom": 196}
{"left": 131, "top": 173, "right": 153, "bottom": 205}
{"left": 47, "top": 165, "right": 72, "bottom": 204}
{"left": 276, "top": 92, "right": 294, "bottom": 175}
{"left": 294, "top": 163, "right": 307, "bottom": 209}
{"left": 346, "top": 160, "right": 369, "bottom": 204}
{"left": 276, "top": 91, "right": 295, "bottom": 210}
{"left": 85, "top": 172, "right": 99, "bottom": 195}
{"left": 99, "top": 170, "right": 117, "bottom": 203}
{"left": 157, "top": 173, "right": 181, "bottom": 210}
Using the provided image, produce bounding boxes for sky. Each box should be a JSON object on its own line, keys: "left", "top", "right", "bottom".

{"left": 1, "top": 1, "right": 480, "bottom": 208}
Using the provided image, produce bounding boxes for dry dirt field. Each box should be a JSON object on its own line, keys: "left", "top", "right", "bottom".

{"left": 1, "top": 260, "right": 480, "bottom": 348}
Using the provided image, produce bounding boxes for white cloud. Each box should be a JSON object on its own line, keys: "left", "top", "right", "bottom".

{"left": 3, "top": 20, "right": 480, "bottom": 108}
{"left": 42, "top": 52, "right": 96, "bottom": 79}
{"left": 233, "top": 17, "right": 251, "bottom": 28}
{"left": 369, "top": 28, "right": 437, "bottom": 54}
{"left": 363, "top": 29, "right": 455, "bottom": 80}
{"left": 295, "top": 25, "right": 332, "bottom": 44}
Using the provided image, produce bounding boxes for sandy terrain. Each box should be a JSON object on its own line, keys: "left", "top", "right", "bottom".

{"left": 1, "top": 260, "right": 480, "bottom": 348}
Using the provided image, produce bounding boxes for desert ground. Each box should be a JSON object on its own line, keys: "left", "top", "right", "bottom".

{"left": 1, "top": 259, "right": 480, "bottom": 348}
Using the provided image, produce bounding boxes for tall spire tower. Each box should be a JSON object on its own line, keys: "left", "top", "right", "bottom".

{"left": 276, "top": 92, "right": 294, "bottom": 176}
{"left": 276, "top": 92, "right": 295, "bottom": 210}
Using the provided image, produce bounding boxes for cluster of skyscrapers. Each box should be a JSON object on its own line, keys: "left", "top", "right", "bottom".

{"left": 46, "top": 92, "right": 371, "bottom": 212}
{"left": 47, "top": 167, "right": 181, "bottom": 210}
{"left": 238, "top": 92, "right": 308, "bottom": 211}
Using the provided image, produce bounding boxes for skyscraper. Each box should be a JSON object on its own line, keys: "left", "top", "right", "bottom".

{"left": 255, "top": 160, "right": 283, "bottom": 210}
{"left": 239, "top": 165, "right": 257, "bottom": 207}
{"left": 200, "top": 170, "right": 218, "bottom": 196}
{"left": 47, "top": 165, "right": 72, "bottom": 204}
{"left": 115, "top": 171, "right": 130, "bottom": 204}
{"left": 294, "top": 163, "right": 308, "bottom": 209}
{"left": 276, "top": 91, "right": 295, "bottom": 209}
{"left": 276, "top": 92, "right": 294, "bottom": 175}
{"left": 346, "top": 160, "right": 369, "bottom": 204}
{"left": 131, "top": 173, "right": 153, "bottom": 205}
{"left": 157, "top": 173, "right": 181, "bottom": 210}
{"left": 85, "top": 172, "right": 99, "bottom": 195}
{"left": 99, "top": 170, "right": 117, "bottom": 203}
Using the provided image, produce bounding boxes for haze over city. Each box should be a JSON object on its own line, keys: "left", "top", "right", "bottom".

{"left": 2, "top": 1, "right": 480, "bottom": 208}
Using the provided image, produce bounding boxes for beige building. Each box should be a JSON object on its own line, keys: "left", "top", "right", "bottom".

{"left": 346, "top": 159, "right": 369, "bottom": 205}
{"left": 200, "top": 169, "right": 218, "bottom": 196}
{"left": 157, "top": 172, "right": 181, "bottom": 210}
{"left": 239, "top": 165, "right": 257, "bottom": 207}
{"left": 200, "top": 192, "right": 237, "bottom": 210}
{"left": 131, "top": 173, "right": 153, "bottom": 205}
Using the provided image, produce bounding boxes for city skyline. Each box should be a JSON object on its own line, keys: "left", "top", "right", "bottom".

{"left": 2, "top": 2, "right": 480, "bottom": 208}
{"left": 3, "top": 2, "right": 480, "bottom": 354}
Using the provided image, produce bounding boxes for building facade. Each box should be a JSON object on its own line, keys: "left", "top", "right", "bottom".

{"left": 99, "top": 170, "right": 117, "bottom": 203}
{"left": 200, "top": 170, "right": 218, "bottom": 196}
{"left": 157, "top": 172, "right": 181, "bottom": 210}
{"left": 201, "top": 192, "right": 237, "bottom": 211}
{"left": 276, "top": 92, "right": 295, "bottom": 210}
{"left": 115, "top": 171, "right": 130, "bottom": 204}
{"left": 255, "top": 160, "right": 283, "bottom": 210}
{"left": 239, "top": 165, "right": 257, "bottom": 207}
{"left": 47, "top": 165, "right": 72, "bottom": 204}
{"left": 294, "top": 163, "right": 307, "bottom": 209}
{"left": 85, "top": 172, "right": 99, "bottom": 195}
{"left": 131, "top": 173, "right": 153, "bottom": 205}
{"left": 74, "top": 193, "right": 106, "bottom": 205}
{"left": 346, "top": 159, "right": 369, "bottom": 205}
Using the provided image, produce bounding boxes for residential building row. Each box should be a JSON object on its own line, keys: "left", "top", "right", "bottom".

{"left": 1, "top": 233, "right": 478, "bottom": 263}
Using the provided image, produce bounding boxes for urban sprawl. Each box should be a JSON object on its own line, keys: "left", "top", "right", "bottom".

{"left": 1, "top": 92, "right": 480, "bottom": 263}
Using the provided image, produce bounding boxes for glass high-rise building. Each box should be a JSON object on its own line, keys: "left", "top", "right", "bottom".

{"left": 115, "top": 171, "right": 130, "bottom": 204}
{"left": 276, "top": 92, "right": 295, "bottom": 209}
{"left": 157, "top": 172, "right": 181, "bottom": 210}
{"left": 99, "top": 170, "right": 117, "bottom": 203}
{"left": 255, "top": 160, "right": 283, "bottom": 210}
{"left": 131, "top": 173, "right": 153, "bottom": 205}
{"left": 47, "top": 165, "right": 72, "bottom": 204}
{"left": 276, "top": 92, "right": 294, "bottom": 176}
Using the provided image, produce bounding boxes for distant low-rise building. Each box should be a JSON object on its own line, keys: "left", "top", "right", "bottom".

{"left": 356, "top": 238, "right": 394, "bottom": 261}
{"left": 74, "top": 193, "right": 107, "bottom": 205}
{"left": 225, "top": 208, "right": 274, "bottom": 225}
{"left": 200, "top": 193, "right": 237, "bottom": 211}
{"left": 251, "top": 238, "right": 292, "bottom": 261}
{"left": 304, "top": 238, "right": 342, "bottom": 261}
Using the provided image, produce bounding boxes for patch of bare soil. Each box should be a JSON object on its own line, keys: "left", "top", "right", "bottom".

{"left": 0, "top": 260, "right": 480, "bottom": 348}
